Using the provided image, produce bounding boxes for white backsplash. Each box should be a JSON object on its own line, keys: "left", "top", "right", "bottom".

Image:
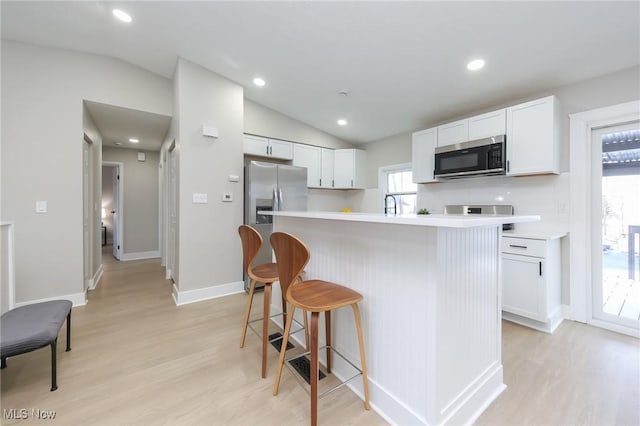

{"left": 418, "top": 172, "right": 570, "bottom": 234}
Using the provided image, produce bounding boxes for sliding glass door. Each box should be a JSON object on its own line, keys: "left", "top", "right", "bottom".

{"left": 591, "top": 122, "right": 640, "bottom": 331}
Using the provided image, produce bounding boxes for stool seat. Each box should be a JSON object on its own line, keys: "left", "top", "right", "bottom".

{"left": 288, "top": 280, "right": 363, "bottom": 312}
{"left": 249, "top": 263, "right": 279, "bottom": 282}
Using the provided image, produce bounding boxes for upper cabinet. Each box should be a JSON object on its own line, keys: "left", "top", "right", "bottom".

{"left": 412, "top": 127, "right": 437, "bottom": 183}
{"left": 437, "top": 109, "right": 506, "bottom": 147}
{"left": 506, "top": 96, "right": 559, "bottom": 176}
{"left": 468, "top": 109, "right": 506, "bottom": 140}
{"left": 437, "top": 120, "right": 468, "bottom": 147}
{"left": 292, "top": 144, "right": 322, "bottom": 187}
{"left": 320, "top": 148, "right": 335, "bottom": 188}
{"left": 243, "top": 134, "right": 293, "bottom": 160}
{"left": 334, "top": 149, "right": 366, "bottom": 189}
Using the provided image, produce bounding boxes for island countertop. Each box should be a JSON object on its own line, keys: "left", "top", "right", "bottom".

{"left": 268, "top": 210, "right": 540, "bottom": 228}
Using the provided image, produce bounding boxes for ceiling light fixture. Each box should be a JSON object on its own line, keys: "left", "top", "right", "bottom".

{"left": 253, "top": 77, "right": 266, "bottom": 87}
{"left": 129, "top": 138, "right": 139, "bottom": 143}
{"left": 337, "top": 119, "right": 347, "bottom": 126}
{"left": 112, "top": 9, "right": 132, "bottom": 23}
{"left": 467, "top": 59, "right": 485, "bottom": 71}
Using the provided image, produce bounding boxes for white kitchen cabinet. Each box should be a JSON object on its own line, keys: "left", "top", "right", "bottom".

{"left": 468, "top": 109, "right": 506, "bottom": 140}
{"left": 501, "top": 234, "right": 563, "bottom": 333}
{"left": 320, "top": 148, "right": 335, "bottom": 188}
{"left": 333, "top": 149, "right": 366, "bottom": 189}
{"left": 243, "top": 134, "right": 293, "bottom": 160}
{"left": 437, "top": 119, "right": 468, "bottom": 147}
{"left": 293, "top": 144, "right": 322, "bottom": 187}
{"left": 506, "top": 96, "right": 559, "bottom": 176}
{"left": 412, "top": 127, "right": 437, "bottom": 183}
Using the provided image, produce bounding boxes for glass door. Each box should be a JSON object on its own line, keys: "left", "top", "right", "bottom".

{"left": 591, "top": 122, "right": 640, "bottom": 331}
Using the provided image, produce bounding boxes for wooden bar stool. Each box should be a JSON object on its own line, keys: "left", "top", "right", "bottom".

{"left": 270, "top": 231, "right": 370, "bottom": 426}
{"left": 238, "top": 225, "right": 308, "bottom": 379}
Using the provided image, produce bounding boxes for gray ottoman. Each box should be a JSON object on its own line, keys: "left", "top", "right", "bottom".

{"left": 1, "top": 300, "right": 72, "bottom": 391}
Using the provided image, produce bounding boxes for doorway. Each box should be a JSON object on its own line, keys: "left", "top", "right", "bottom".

{"left": 102, "top": 162, "right": 123, "bottom": 261}
{"left": 591, "top": 123, "right": 640, "bottom": 331}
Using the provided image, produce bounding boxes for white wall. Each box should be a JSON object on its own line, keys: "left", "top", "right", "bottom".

{"left": 102, "top": 147, "right": 160, "bottom": 254}
{"left": 1, "top": 40, "right": 172, "bottom": 304}
{"left": 173, "top": 58, "right": 244, "bottom": 294}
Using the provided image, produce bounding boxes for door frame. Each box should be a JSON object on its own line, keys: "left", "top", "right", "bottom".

{"left": 83, "top": 133, "right": 95, "bottom": 293}
{"left": 569, "top": 99, "right": 640, "bottom": 337}
{"left": 102, "top": 161, "right": 124, "bottom": 260}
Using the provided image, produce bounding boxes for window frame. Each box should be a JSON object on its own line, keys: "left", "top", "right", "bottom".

{"left": 378, "top": 162, "right": 417, "bottom": 215}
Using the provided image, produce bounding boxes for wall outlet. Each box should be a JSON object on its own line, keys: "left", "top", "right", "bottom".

{"left": 192, "top": 193, "right": 208, "bottom": 204}
{"left": 35, "top": 201, "right": 47, "bottom": 213}
{"left": 222, "top": 193, "right": 233, "bottom": 202}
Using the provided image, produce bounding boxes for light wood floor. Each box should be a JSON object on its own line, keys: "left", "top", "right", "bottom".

{"left": 1, "top": 253, "right": 638, "bottom": 425}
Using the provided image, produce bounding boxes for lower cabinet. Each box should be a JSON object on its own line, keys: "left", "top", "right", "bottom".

{"left": 502, "top": 234, "right": 564, "bottom": 333}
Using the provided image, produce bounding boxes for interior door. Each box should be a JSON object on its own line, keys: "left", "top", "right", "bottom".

{"left": 168, "top": 145, "right": 177, "bottom": 280}
{"left": 83, "top": 140, "right": 91, "bottom": 290}
{"left": 112, "top": 166, "right": 121, "bottom": 260}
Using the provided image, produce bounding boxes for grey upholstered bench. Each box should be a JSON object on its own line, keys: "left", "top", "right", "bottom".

{"left": 0, "top": 300, "right": 72, "bottom": 391}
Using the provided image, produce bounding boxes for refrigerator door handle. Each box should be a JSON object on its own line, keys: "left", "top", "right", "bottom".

{"left": 273, "top": 187, "right": 279, "bottom": 212}
{"left": 278, "top": 188, "right": 284, "bottom": 211}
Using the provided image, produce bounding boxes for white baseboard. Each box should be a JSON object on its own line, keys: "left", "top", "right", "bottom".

{"left": 165, "top": 268, "right": 173, "bottom": 280}
{"left": 89, "top": 264, "right": 104, "bottom": 290}
{"left": 120, "top": 250, "right": 160, "bottom": 261}
{"left": 172, "top": 281, "right": 244, "bottom": 306}
{"left": 14, "top": 291, "right": 87, "bottom": 308}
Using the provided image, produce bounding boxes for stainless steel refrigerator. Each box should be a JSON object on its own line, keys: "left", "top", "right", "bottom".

{"left": 244, "top": 161, "right": 308, "bottom": 291}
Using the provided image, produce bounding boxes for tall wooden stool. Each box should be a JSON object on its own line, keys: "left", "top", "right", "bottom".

{"left": 238, "top": 225, "right": 308, "bottom": 378}
{"left": 270, "top": 232, "right": 370, "bottom": 426}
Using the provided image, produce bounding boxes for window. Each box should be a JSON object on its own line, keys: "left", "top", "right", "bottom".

{"left": 380, "top": 164, "right": 417, "bottom": 215}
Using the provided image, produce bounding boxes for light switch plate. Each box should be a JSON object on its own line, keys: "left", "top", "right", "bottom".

{"left": 35, "top": 201, "right": 47, "bottom": 213}
{"left": 228, "top": 175, "right": 240, "bottom": 182}
{"left": 192, "top": 193, "right": 208, "bottom": 204}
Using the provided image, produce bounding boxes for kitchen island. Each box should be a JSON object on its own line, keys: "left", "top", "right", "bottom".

{"left": 269, "top": 211, "right": 539, "bottom": 426}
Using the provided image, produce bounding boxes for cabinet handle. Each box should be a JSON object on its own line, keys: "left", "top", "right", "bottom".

{"left": 332, "top": 179, "right": 334, "bottom": 187}
{"left": 266, "top": 146, "right": 270, "bottom": 155}
{"left": 351, "top": 179, "right": 354, "bottom": 187}
{"left": 509, "top": 244, "right": 528, "bottom": 249}
{"left": 539, "top": 261, "right": 542, "bottom": 276}
{"left": 319, "top": 178, "right": 322, "bottom": 186}
{"left": 507, "top": 160, "right": 510, "bottom": 173}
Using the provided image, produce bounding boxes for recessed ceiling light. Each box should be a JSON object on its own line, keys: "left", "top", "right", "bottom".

{"left": 253, "top": 77, "right": 266, "bottom": 87}
{"left": 337, "top": 119, "right": 347, "bottom": 126}
{"left": 112, "top": 9, "right": 132, "bottom": 23}
{"left": 467, "top": 59, "right": 485, "bottom": 71}
{"left": 129, "top": 138, "right": 139, "bottom": 143}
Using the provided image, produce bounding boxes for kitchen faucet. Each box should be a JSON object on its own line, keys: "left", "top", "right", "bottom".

{"left": 384, "top": 194, "right": 397, "bottom": 216}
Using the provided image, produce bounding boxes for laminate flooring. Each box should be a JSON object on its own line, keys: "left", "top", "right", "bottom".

{"left": 1, "top": 254, "right": 638, "bottom": 425}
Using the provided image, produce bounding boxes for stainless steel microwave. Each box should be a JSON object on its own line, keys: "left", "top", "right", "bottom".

{"left": 434, "top": 135, "right": 506, "bottom": 179}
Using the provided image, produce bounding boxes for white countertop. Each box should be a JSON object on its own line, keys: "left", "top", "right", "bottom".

{"left": 503, "top": 230, "right": 568, "bottom": 240}
{"left": 269, "top": 211, "right": 540, "bottom": 228}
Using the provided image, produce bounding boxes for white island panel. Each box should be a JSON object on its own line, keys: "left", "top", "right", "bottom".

{"left": 271, "top": 214, "right": 512, "bottom": 425}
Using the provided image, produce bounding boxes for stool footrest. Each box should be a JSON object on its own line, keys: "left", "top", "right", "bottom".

{"left": 283, "top": 345, "right": 364, "bottom": 399}
{"left": 247, "top": 313, "right": 306, "bottom": 341}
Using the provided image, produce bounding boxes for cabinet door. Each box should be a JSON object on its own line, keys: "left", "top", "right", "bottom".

{"left": 334, "top": 149, "right": 354, "bottom": 188}
{"left": 268, "top": 138, "right": 293, "bottom": 160}
{"left": 468, "top": 109, "right": 506, "bottom": 140}
{"left": 293, "top": 144, "right": 321, "bottom": 187}
{"left": 502, "top": 254, "right": 546, "bottom": 321}
{"left": 437, "top": 119, "right": 468, "bottom": 147}
{"left": 244, "top": 135, "right": 270, "bottom": 157}
{"left": 506, "top": 96, "right": 558, "bottom": 176}
{"left": 320, "top": 148, "right": 334, "bottom": 188}
{"left": 412, "top": 127, "right": 437, "bottom": 183}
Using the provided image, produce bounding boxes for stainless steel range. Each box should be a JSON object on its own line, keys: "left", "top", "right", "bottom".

{"left": 444, "top": 204, "right": 515, "bottom": 230}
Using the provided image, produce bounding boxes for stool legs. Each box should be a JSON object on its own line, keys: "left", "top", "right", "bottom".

{"left": 325, "top": 311, "right": 332, "bottom": 373}
{"left": 273, "top": 305, "right": 296, "bottom": 395}
{"left": 310, "top": 312, "right": 320, "bottom": 426}
{"left": 261, "top": 282, "right": 273, "bottom": 378}
{"left": 352, "top": 303, "right": 370, "bottom": 410}
{"left": 240, "top": 279, "right": 257, "bottom": 348}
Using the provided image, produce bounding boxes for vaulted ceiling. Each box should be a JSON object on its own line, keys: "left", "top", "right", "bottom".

{"left": 3, "top": 1, "right": 639, "bottom": 146}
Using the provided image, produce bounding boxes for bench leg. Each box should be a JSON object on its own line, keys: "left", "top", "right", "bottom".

{"left": 1, "top": 357, "right": 6, "bottom": 369}
{"left": 66, "top": 311, "right": 71, "bottom": 352}
{"left": 51, "top": 339, "right": 57, "bottom": 391}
